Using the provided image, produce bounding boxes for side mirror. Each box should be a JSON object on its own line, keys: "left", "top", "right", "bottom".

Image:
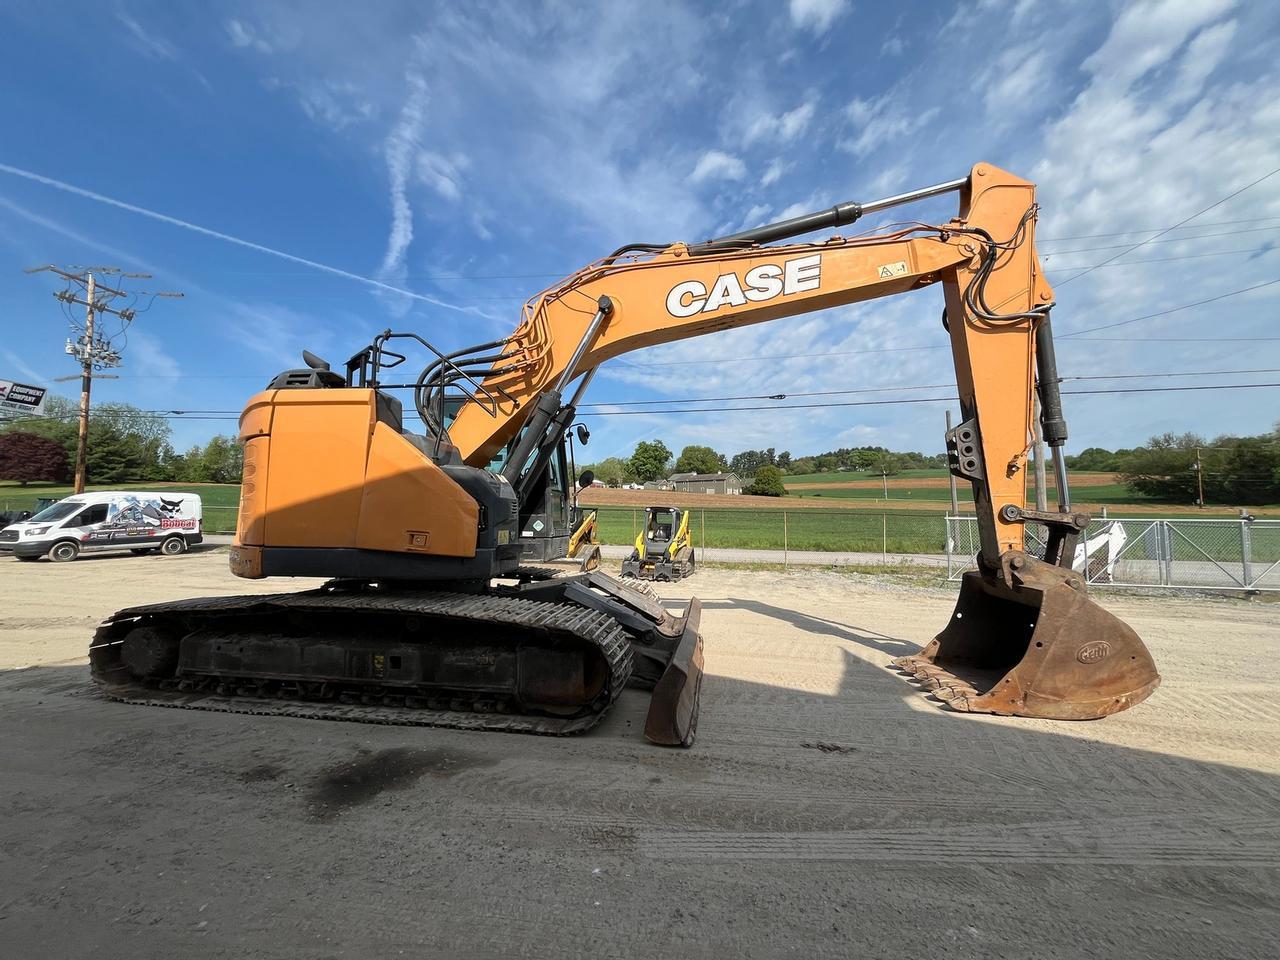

{"left": 576, "top": 424, "right": 591, "bottom": 445}
{"left": 578, "top": 470, "right": 595, "bottom": 490}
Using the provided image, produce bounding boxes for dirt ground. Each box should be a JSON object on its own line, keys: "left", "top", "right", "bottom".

{"left": 785, "top": 472, "right": 1120, "bottom": 491}
{"left": 1, "top": 547, "right": 1277, "bottom": 959}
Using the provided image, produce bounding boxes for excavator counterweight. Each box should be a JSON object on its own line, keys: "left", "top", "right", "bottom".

{"left": 90, "top": 162, "right": 1158, "bottom": 741}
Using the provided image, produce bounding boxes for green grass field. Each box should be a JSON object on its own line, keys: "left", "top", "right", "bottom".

{"left": 784, "top": 468, "right": 950, "bottom": 484}
{"left": 4, "top": 479, "right": 1273, "bottom": 552}
{"left": 592, "top": 506, "right": 949, "bottom": 553}
{"left": 787, "top": 481, "right": 1151, "bottom": 505}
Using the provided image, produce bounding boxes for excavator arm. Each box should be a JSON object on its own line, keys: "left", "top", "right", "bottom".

{"left": 450, "top": 163, "right": 1047, "bottom": 565}
{"left": 436, "top": 162, "right": 1158, "bottom": 719}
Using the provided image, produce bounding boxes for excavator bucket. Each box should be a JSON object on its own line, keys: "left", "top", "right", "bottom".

{"left": 894, "top": 560, "right": 1159, "bottom": 720}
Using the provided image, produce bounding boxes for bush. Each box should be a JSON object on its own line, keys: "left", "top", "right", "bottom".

{"left": 746, "top": 465, "right": 787, "bottom": 497}
{"left": 0, "top": 431, "right": 70, "bottom": 485}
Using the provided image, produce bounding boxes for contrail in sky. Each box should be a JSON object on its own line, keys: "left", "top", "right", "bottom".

{"left": 0, "top": 161, "right": 471, "bottom": 313}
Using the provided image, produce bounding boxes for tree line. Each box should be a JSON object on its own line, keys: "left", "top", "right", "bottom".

{"left": 579, "top": 441, "right": 947, "bottom": 498}
{"left": 0, "top": 396, "right": 242, "bottom": 485}
{"left": 1067, "top": 426, "right": 1280, "bottom": 506}
{"left": 581, "top": 426, "right": 1280, "bottom": 506}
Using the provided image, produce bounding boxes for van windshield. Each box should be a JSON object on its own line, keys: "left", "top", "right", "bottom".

{"left": 28, "top": 501, "right": 83, "bottom": 523}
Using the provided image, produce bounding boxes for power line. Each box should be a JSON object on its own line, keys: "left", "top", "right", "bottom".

{"left": 1058, "top": 278, "right": 1280, "bottom": 337}
{"left": 1043, "top": 244, "right": 1276, "bottom": 273}
{"left": 1054, "top": 166, "right": 1280, "bottom": 287}
{"left": 1070, "top": 336, "right": 1280, "bottom": 343}
{"left": 575, "top": 382, "right": 1280, "bottom": 416}
{"left": 1037, "top": 216, "right": 1280, "bottom": 243}
{"left": 581, "top": 368, "right": 1280, "bottom": 408}
{"left": 0, "top": 161, "right": 475, "bottom": 315}
{"left": 1040, "top": 227, "right": 1280, "bottom": 258}
{"left": 9, "top": 381, "right": 1279, "bottom": 426}
{"left": 1062, "top": 367, "right": 1280, "bottom": 381}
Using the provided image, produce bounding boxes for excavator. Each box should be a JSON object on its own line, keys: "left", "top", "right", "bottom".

{"left": 90, "top": 163, "right": 1160, "bottom": 746}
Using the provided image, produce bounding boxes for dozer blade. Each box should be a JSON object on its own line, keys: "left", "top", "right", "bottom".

{"left": 644, "top": 598, "right": 704, "bottom": 747}
{"left": 894, "top": 557, "right": 1159, "bottom": 720}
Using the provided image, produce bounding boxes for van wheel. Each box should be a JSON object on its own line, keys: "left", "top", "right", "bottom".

{"left": 49, "top": 540, "right": 81, "bottom": 563}
{"left": 160, "top": 536, "right": 187, "bottom": 556}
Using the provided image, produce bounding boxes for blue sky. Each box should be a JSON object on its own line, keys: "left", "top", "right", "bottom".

{"left": 1, "top": 0, "right": 1277, "bottom": 462}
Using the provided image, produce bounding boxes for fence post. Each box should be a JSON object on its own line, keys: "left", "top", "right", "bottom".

{"left": 701, "top": 508, "right": 705, "bottom": 560}
{"left": 783, "top": 511, "right": 788, "bottom": 568}
{"left": 882, "top": 513, "right": 887, "bottom": 564}
{"left": 1161, "top": 521, "right": 1174, "bottom": 586}
{"left": 631, "top": 508, "right": 636, "bottom": 541}
{"left": 1241, "top": 510, "right": 1254, "bottom": 588}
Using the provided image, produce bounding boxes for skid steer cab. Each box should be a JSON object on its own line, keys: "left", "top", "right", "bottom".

{"left": 622, "top": 506, "right": 695, "bottom": 582}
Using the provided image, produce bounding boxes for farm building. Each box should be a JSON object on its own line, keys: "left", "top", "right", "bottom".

{"left": 667, "top": 472, "right": 743, "bottom": 495}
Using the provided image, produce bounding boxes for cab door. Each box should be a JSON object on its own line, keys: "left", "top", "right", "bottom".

{"left": 66, "top": 502, "right": 110, "bottom": 548}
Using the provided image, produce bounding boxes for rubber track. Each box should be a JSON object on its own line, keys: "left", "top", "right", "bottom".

{"left": 90, "top": 589, "right": 633, "bottom": 736}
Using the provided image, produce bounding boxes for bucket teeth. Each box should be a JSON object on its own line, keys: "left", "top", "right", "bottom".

{"left": 891, "top": 563, "right": 1161, "bottom": 721}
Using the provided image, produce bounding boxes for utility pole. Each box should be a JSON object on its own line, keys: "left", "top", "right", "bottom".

{"left": 1194, "top": 448, "right": 1204, "bottom": 509}
{"left": 881, "top": 467, "right": 889, "bottom": 500}
{"left": 74, "top": 272, "right": 96, "bottom": 494}
{"left": 945, "top": 409, "right": 960, "bottom": 515}
{"left": 26, "top": 265, "right": 182, "bottom": 493}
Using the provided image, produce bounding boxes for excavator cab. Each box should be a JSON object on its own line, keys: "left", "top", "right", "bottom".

{"left": 622, "top": 507, "right": 696, "bottom": 582}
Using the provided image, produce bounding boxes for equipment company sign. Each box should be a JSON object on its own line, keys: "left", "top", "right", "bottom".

{"left": 0, "top": 379, "right": 48, "bottom": 417}
{"left": 666, "top": 254, "right": 822, "bottom": 317}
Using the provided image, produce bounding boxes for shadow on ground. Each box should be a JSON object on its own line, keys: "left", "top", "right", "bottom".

{"left": 1, "top": 591, "right": 1277, "bottom": 960}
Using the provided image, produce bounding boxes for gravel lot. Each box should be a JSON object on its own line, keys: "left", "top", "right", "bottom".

{"left": 1, "top": 547, "right": 1277, "bottom": 959}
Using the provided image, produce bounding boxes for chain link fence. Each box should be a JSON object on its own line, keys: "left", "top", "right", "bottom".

{"left": 946, "top": 515, "right": 1280, "bottom": 591}
{"left": 591, "top": 506, "right": 949, "bottom": 564}
{"left": 12, "top": 495, "right": 1277, "bottom": 591}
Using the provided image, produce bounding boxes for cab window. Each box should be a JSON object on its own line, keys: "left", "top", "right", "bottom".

{"left": 72, "top": 504, "right": 109, "bottom": 526}
{"left": 28, "top": 501, "right": 81, "bottom": 523}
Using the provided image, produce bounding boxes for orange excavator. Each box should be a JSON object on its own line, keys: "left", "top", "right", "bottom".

{"left": 90, "top": 163, "right": 1160, "bottom": 746}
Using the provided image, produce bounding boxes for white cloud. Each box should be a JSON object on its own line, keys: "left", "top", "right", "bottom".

{"left": 789, "top": 0, "right": 850, "bottom": 36}
{"left": 881, "top": 35, "right": 904, "bottom": 56}
{"left": 125, "top": 331, "right": 181, "bottom": 381}
{"left": 691, "top": 150, "right": 747, "bottom": 183}
{"left": 293, "top": 79, "right": 378, "bottom": 131}
{"left": 225, "top": 302, "right": 336, "bottom": 367}
{"left": 981, "top": 42, "right": 1062, "bottom": 122}
{"left": 226, "top": 19, "right": 273, "bottom": 54}
{"left": 1168, "top": 19, "right": 1237, "bottom": 105}
{"left": 1080, "top": 0, "right": 1236, "bottom": 95}
{"left": 761, "top": 160, "right": 786, "bottom": 187}
{"left": 2, "top": 348, "right": 47, "bottom": 385}
{"left": 116, "top": 11, "right": 177, "bottom": 60}
{"left": 416, "top": 151, "right": 468, "bottom": 201}
{"left": 744, "top": 96, "right": 819, "bottom": 145}
{"left": 842, "top": 94, "right": 940, "bottom": 157}
{"left": 377, "top": 72, "right": 429, "bottom": 283}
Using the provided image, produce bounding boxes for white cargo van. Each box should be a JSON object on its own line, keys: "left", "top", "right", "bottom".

{"left": 0, "top": 491, "right": 203, "bottom": 562}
